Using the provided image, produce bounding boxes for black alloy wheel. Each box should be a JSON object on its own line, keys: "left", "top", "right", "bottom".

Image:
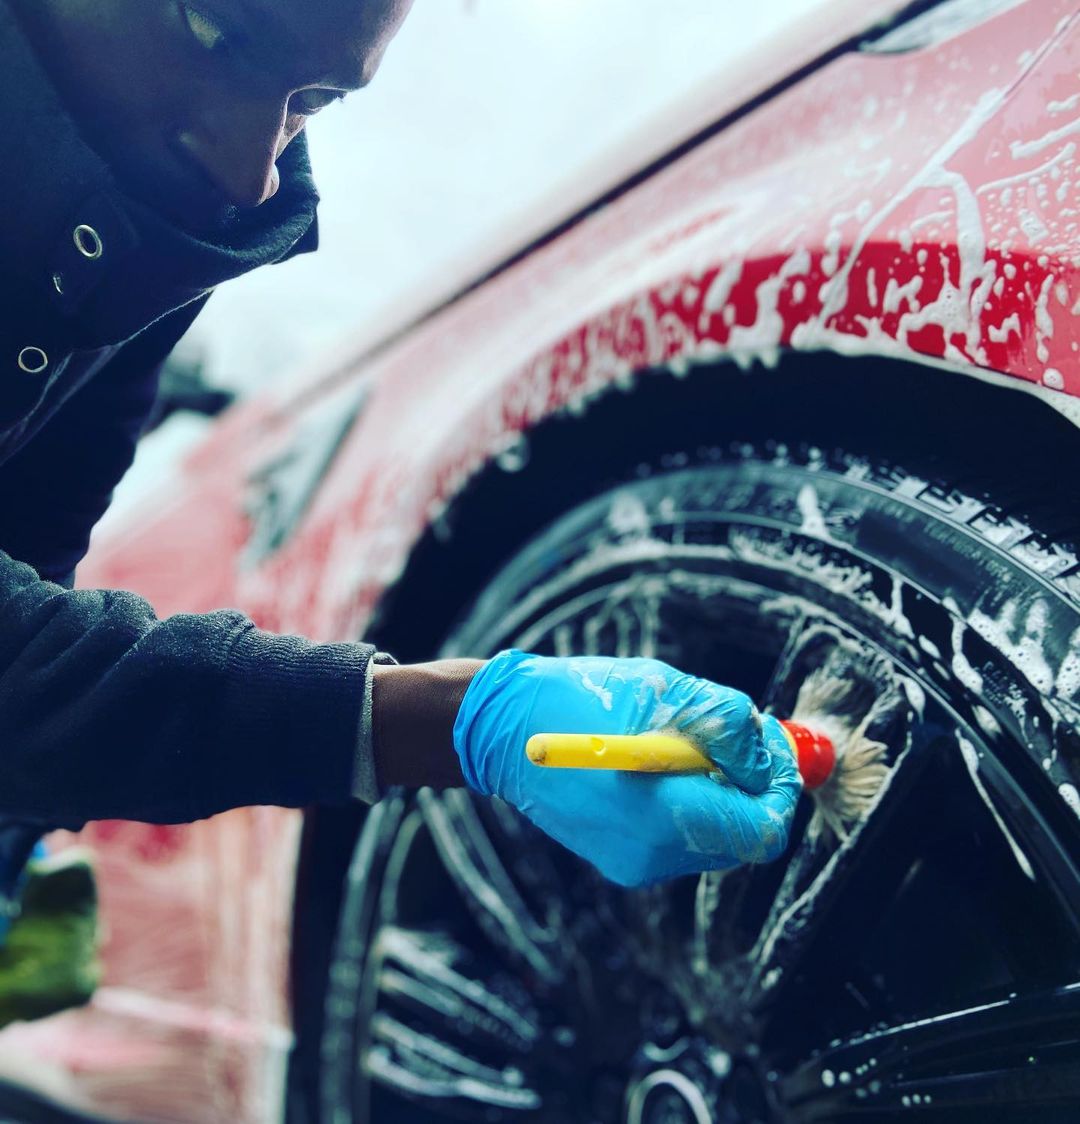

{"left": 321, "top": 442, "right": 1080, "bottom": 1123}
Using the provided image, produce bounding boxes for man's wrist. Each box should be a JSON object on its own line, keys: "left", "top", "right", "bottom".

{"left": 371, "top": 659, "right": 485, "bottom": 789}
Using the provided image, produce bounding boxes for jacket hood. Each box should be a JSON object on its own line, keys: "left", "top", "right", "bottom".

{"left": 0, "top": 0, "right": 320, "bottom": 351}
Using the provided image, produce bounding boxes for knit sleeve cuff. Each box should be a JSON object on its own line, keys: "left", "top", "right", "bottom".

{"left": 353, "top": 650, "right": 398, "bottom": 804}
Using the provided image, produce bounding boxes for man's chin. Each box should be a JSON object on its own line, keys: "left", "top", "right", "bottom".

{"left": 131, "top": 183, "right": 240, "bottom": 237}
{"left": 109, "top": 156, "right": 240, "bottom": 236}
{"left": 181, "top": 201, "right": 242, "bottom": 238}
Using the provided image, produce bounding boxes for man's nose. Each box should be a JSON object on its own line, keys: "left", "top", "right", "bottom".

{"left": 176, "top": 95, "right": 291, "bottom": 209}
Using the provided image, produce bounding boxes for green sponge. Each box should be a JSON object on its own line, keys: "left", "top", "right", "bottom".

{"left": 0, "top": 850, "right": 101, "bottom": 1028}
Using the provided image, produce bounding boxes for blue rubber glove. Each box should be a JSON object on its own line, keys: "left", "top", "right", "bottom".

{"left": 453, "top": 650, "right": 802, "bottom": 888}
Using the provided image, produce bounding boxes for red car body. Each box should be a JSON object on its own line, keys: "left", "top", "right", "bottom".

{"left": 2, "top": 0, "right": 1078, "bottom": 1119}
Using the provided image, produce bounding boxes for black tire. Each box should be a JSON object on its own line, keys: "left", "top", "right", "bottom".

{"left": 321, "top": 441, "right": 1080, "bottom": 1123}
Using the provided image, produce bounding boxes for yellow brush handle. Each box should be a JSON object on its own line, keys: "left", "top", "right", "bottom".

{"left": 526, "top": 732, "right": 714, "bottom": 773}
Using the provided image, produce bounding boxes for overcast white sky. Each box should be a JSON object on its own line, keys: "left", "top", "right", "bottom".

{"left": 182, "top": 1, "right": 831, "bottom": 393}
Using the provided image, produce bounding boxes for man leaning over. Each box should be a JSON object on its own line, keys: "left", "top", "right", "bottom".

{"left": 0, "top": 0, "right": 801, "bottom": 1024}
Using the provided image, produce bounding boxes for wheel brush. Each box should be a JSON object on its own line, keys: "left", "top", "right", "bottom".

{"left": 526, "top": 669, "right": 889, "bottom": 840}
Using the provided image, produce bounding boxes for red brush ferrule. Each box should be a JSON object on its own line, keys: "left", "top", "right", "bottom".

{"left": 779, "top": 720, "right": 836, "bottom": 791}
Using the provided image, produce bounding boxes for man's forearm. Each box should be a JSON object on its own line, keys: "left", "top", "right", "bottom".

{"left": 0, "top": 547, "right": 378, "bottom": 825}
{"left": 371, "top": 660, "right": 485, "bottom": 789}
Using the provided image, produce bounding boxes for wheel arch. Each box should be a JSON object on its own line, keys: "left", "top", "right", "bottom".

{"left": 364, "top": 349, "right": 1080, "bottom": 664}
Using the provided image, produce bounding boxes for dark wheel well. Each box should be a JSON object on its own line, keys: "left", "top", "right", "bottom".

{"left": 366, "top": 351, "right": 1080, "bottom": 663}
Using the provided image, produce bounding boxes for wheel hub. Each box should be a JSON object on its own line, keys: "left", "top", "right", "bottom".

{"left": 625, "top": 1038, "right": 784, "bottom": 1124}
{"left": 625, "top": 1066, "right": 714, "bottom": 1124}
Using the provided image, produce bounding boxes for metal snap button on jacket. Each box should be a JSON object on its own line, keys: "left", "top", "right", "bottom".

{"left": 73, "top": 224, "right": 104, "bottom": 260}
{"left": 17, "top": 347, "right": 48, "bottom": 374}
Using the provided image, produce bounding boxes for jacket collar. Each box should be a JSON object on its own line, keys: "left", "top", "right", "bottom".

{"left": 0, "top": 0, "right": 320, "bottom": 351}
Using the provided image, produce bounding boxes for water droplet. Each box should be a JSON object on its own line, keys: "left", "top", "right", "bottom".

{"left": 839, "top": 1071, "right": 852, "bottom": 1085}
{"left": 707, "top": 1048, "right": 732, "bottom": 1078}
{"left": 822, "top": 1069, "right": 836, "bottom": 1088}
{"left": 902, "top": 1095, "right": 912, "bottom": 1107}
{"left": 495, "top": 434, "right": 530, "bottom": 473}
{"left": 1059, "top": 783, "right": 1080, "bottom": 819}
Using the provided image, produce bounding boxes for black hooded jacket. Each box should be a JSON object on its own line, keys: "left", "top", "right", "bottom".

{"left": 0, "top": 1, "right": 384, "bottom": 828}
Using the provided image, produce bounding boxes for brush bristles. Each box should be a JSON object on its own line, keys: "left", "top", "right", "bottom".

{"left": 790, "top": 670, "right": 889, "bottom": 842}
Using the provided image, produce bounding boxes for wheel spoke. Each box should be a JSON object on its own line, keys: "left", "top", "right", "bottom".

{"left": 376, "top": 926, "right": 541, "bottom": 1046}
{"left": 366, "top": 1012, "right": 541, "bottom": 1110}
{"left": 740, "top": 723, "right": 941, "bottom": 1013}
{"left": 758, "top": 605, "right": 811, "bottom": 712}
{"left": 364, "top": 925, "right": 545, "bottom": 1113}
{"left": 781, "top": 982, "right": 1080, "bottom": 1118}
{"left": 419, "top": 788, "right": 567, "bottom": 985}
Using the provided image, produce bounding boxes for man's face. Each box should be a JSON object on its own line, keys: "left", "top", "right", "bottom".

{"left": 16, "top": 0, "right": 414, "bottom": 229}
